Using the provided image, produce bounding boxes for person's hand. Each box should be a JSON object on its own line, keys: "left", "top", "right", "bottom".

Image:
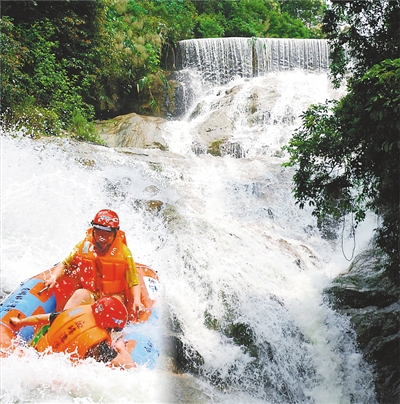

{"left": 43, "top": 263, "right": 65, "bottom": 289}
{"left": 114, "top": 339, "right": 127, "bottom": 352}
{"left": 9, "top": 317, "right": 23, "bottom": 329}
{"left": 114, "top": 339, "right": 135, "bottom": 355}
{"left": 43, "top": 275, "right": 57, "bottom": 289}
{"left": 133, "top": 301, "right": 145, "bottom": 314}
{"left": 111, "top": 340, "right": 137, "bottom": 369}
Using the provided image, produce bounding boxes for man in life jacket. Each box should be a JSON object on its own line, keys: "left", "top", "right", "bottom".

{"left": 43, "top": 209, "right": 144, "bottom": 316}
{"left": 10, "top": 297, "right": 135, "bottom": 368}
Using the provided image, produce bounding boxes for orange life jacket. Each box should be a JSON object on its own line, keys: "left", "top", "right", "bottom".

{"left": 35, "top": 305, "right": 111, "bottom": 360}
{"left": 71, "top": 229, "right": 128, "bottom": 296}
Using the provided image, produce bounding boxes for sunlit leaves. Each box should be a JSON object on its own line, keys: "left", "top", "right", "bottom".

{"left": 1, "top": 0, "right": 327, "bottom": 121}
{"left": 284, "top": 58, "right": 400, "bottom": 273}
{"left": 323, "top": 0, "right": 400, "bottom": 87}
{"left": 191, "top": 0, "right": 323, "bottom": 39}
{"left": 286, "top": 1, "right": 400, "bottom": 273}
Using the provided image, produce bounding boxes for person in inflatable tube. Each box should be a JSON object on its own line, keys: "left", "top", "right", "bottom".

{"left": 9, "top": 296, "right": 136, "bottom": 368}
{"left": 44, "top": 209, "right": 144, "bottom": 315}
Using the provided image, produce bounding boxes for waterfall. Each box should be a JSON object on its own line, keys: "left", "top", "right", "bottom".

{"left": 177, "top": 38, "right": 329, "bottom": 81}
{"left": 1, "top": 37, "right": 377, "bottom": 403}
{"left": 254, "top": 38, "right": 330, "bottom": 74}
{"left": 177, "top": 38, "right": 254, "bottom": 83}
{"left": 175, "top": 38, "right": 330, "bottom": 117}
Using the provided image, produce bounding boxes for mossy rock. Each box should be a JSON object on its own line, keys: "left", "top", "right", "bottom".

{"left": 324, "top": 250, "right": 400, "bottom": 404}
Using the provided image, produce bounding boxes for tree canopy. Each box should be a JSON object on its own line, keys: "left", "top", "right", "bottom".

{"left": 191, "top": 0, "right": 325, "bottom": 38}
{"left": 0, "top": 0, "right": 325, "bottom": 138}
{"left": 284, "top": 0, "right": 400, "bottom": 276}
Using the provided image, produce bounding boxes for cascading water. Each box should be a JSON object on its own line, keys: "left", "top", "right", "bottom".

{"left": 174, "top": 37, "right": 330, "bottom": 118}
{"left": 1, "top": 38, "right": 377, "bottom": 403}
{"left": 178, "top": 38, "right": 329, "bottom": 79}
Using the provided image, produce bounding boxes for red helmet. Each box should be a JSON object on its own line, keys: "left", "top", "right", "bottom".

{"left": 91, "top": 209, "right": 120, "bottom": 231}
{"left": 91, "top": 297, "right": 128, "bottom": 330}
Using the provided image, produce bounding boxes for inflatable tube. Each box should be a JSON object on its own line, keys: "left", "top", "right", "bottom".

{"left": 0, "top": 275, "right": 61, "bottom": 355}
{"left": 124, "top": 263, "right": 161, "bottom": 368}
{"left": 0, "top": 263, "right": 160, "bottom": 366}
{"left": 123, "top": 306, "right": 160, "bottom": 368}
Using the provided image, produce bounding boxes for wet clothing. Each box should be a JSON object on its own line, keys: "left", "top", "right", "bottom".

{"left": 49, "top": 312, "right": 117, "bottom": 362}
{"left": 34, "top": 305, "right": 117, "bottom": 363}
{"left": 63, "top": 229, "right": 139, "bottom": 299}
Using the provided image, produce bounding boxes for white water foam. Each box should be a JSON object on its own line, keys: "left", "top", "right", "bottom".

{"left": 1, "top": 69, "right": 377, "bottom": 403}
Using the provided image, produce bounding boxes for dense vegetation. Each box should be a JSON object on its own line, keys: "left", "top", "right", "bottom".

{"left": 284, "top": 0, "right": 400, "bottom": 277}
{"left": 1, "top": 0, "right": 324, "bottom": 139}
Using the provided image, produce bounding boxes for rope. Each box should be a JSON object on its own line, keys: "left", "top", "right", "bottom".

{"left": 341, "top": 212, "right": 356, "bottom": 261}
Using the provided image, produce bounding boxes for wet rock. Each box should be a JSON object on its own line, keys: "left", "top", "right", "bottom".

{"left": 94, "top": 82, "right": 281, "bottom": 157}
{"left": 143, "top": 185, "right": 161, "bottom": 197}
{"left": 168, "top": 373, "right": 211, "bottom": 404}
{"left": 134, "top": 199, "right": 164, "bottom": 214}
{"left": 324, "top": 250, "right": 400, "bottom": 404}
{"left": 95, "top": 113, "right": 168, "bottom": 150}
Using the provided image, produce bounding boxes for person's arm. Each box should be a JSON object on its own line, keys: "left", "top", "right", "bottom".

{"left": 10, "top": 313, "right": 51, "bottom": 330}
{"left": 124, "top": 245, "right": 144, "bottom": 314}
{"left": 43, "top": 262, "right": 65, "bottom": 289}
{"left": 130, "top": 284, "right": 143, "bottom": 313}
{"left": 44, "top": 242, "right": 81, "bottom": 289}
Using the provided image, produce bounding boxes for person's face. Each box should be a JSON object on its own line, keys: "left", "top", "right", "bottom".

{"left": 93, "top": 228, "right": 115, "bottom": 252}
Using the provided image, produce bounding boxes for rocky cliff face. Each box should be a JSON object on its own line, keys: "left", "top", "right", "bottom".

{"left": 324, "top": 250, "right": 400, "bottom": 404}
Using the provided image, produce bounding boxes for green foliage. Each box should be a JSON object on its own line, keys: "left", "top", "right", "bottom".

{"left": 284, "top": 1, "right": 400, "bottom": 274}
{"left": 323, "top": 0, "right": 400, "bottom": 87}
{"left": 6, "top": 103, "right": 62, "bottom": 138}
{"left": 221, "top": 0, "right": 272, "bottom": 37}
{"left": 192, "top": 0, "right": 323, "bottom": 39}
{"left": 208, "top": 140, "right": 223, "bottom": 156}
{"left": 70, "top": 111, "right": 105, "bottom": 144}
{"left": 90, "top": 0, "right": 197, "bottom": 115}
{"left": 280, "top": 0, "right": 326, "bottom": 37}
{"left": 1, "top": 3, "right": 99, "bottom": 138}
{"left": 283, "top": 101, "right": 350, "bottom": 219}
{"left": 195, "top": 13, "right": 225, "bottom": 38}
{"left": 284, "top": 58, "right": 400, "bottom": 274}
{"left": 0, "top": 17, "right": 31, "bottom": 108}
{"left": 1, "top": 0, "right": 326, "bottom": 136}
{"left": 266, "top": 10, "right": 310, "bottom": 38}
{"left": 144, "top": 0, "right": 197, "bottom": 42}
